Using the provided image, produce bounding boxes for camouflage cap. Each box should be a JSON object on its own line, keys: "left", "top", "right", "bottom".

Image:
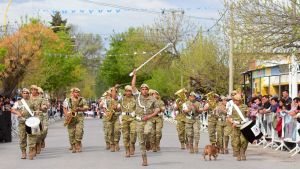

{"left": 124, "top": 85, "right": 132, "bottom": 91}
{"left": 37, "top": 87, "right": 44, "bottom": 94}
{"left": 220, "top": 95, "right": 227, "bottom": 100}
{"left": 140, "top": 83, "right": 149, "bottom": 89}
{"left": 189, "top": 91, "right": 197, "bottom": 97}
{"left": 70, "top": 87, "right": 80, "bottom": 93}
{"left": 22, "top": 88, "right": 30, "bottom": 93}
{"left": 233, "top": 94, "right": 242, "bottom": 101}
{"left": 30, "top": 85, "right": 39, "bottom": 90}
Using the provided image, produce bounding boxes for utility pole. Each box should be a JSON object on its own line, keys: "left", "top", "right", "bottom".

{"left": 229, "top": 3, "right": 234, "bottom": 94}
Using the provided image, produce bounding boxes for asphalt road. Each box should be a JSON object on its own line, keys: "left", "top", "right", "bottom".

{"left": 1, "top": 118, "right": 299, "bottom": 169}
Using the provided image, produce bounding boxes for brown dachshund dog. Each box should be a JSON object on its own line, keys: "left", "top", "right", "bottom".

{"left": 203, "top": 144, "right": 219, "bottom": 161}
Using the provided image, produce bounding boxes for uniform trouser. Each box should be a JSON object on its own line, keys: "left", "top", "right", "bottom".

{"left": 107, "top": 115, "right": 121, "bottom": 145}
{"left": 232, "top": 127, "right": 248, "bottom": 153}
{"left": 36, "top": 114, "right": 44, "bottom": 145}
{"left": 224, "top": 122, "right": 233, "bottom": 150}
{"left": 150, "top": 116, "right": 163, "bottom": 146}
{"left": 67, "top": 114, "right": 84, "bottom": 145}
{"left": 19, "top": 122, "right": 37, "bottom": 150}
{"left": 136, "top": 120, "right": 153, "bottom": 156}
{"left": 185, "top": 119, "right": 200, "bottom": 145}
{"left": 103, "top": 118, "right": 110, "bottom": 144}
{"left": 208, "top": 116, "right": 218, "bottom": 144}
{"left": 41, "top": 113, "right": 49, "bottom": 141}
{"left": 121, "top": 117, "right": 137, "bottom": 148}
{"left": 216, "top": 120, "right": 226, "bottom": 149}
{"left": 176, "top": 114, "right": 186, "bottom": 144}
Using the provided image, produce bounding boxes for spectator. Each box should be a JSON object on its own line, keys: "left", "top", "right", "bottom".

{"left": 282, "top": 90, "right": 292, "bottom": 105}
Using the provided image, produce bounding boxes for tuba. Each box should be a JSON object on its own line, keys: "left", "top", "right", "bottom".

{"left": 205, "top": 91, "right": 218, "bottom": 112}
{"left": 175, "top": 88, "right": 188, "bottom": 111}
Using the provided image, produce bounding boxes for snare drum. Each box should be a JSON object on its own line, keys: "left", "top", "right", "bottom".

{"left": 25, "top": 117, "right": 42, "bottom": 135}
{"left": 240, "top": 120, "right": 263, "bottom": 143}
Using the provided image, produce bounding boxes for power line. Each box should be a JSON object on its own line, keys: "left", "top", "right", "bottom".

{"left": 81, "top": 0, "right": 217, "bottom": 21}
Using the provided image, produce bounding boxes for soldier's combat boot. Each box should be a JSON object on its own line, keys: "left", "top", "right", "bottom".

{"left": 105, "top": 142, "right": 110, "bottom": 150}
{"left": 110, "top": 144, "right": 115, "bottom": 152}
{"left": 236, "top": 151, "right": 241, "bottom": 161}
{"left": 186, "top": 142, "right": 190, "bottom": 150}
{"left": 29, "top": 148, "right": 35, "bottom": 160}
{"left": 36, "top": 143, "right": 41, "bottom": 154}
{"left": 115, "top": 143, "right": 120, "bottom": 152}
{"left": 194, "top": 143, "right": 199, "bottom": 153}
{"left": 240, "top": 149, "right": 246, "bottom": 161}
{"left": 189, "top": 143, "right": 194, "bottom": 154}
{"left": 125, "top": 147, "right": 130, "bottom": 158}
{"left": 220, "top": 148, "right": 224, "bottom": 154}
{"left": 21, "top": 149, "right": 26, "bottom": 159}
{"left": 76, "top": 141, "right": 82, "bottom": 153}
{"left": 152, "top": 143, "right": 157, "bottom": 152}
{"left": 146, "top": 141, "right": 151, "bottom": 151}
{"left": 71, "top": 144, "right": 76, "bottom": 153}
{"left": 180, "top": 142, "right": 185, "bottom": 150}
{"left": 41, "top": 140, "right": 45, "bottom": 148}
{"left": 224, "top": 136, "right": 229, "bottom": 154}
{"left": 130, "top": 144, "right": 135, "bottom": 155}
{"left": 142, "top": 154, "right": 148, "bottom": 166}
{"left": 157, "top": 142, "right": 161, "bottom": 151}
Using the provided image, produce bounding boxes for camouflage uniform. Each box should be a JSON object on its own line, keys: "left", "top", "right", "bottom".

{"left": 207, "top": 102, "right": 218, "bottom": 145}
{"left": 150, "top": 99, "right": 165, "bottom": 151}
{"left": 184, "top": 100, "right": 201, "bottom": 153}
{"left": 215, "top": 103, "right": 227, "bottom": 153}
{"left": 63, "top": 97, "right": 88, "bottom": 151}
{"left": 40, "top": 98, "right": 49, "bottom": 148}
{"left": 29, "top": 95, "right": 46, "bottom": 154}
{"left": 229, "top": 104, "right": 249, "bottom": 161}
{"left": 175, "top": 99, "right": 188, "bottom": 149}
{"left": 134, "top": 93, "right": 160, "bottom": 162}
{"left": 106, "top": 98, "right": 121, "bottom": 151}
{"left": 120, "top": 96, "right": 136, "bottom": 156}
{"left": 12, "top": 99, "right": 37, "bottom": 154}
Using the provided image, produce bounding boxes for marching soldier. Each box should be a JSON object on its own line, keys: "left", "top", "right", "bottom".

{"left": 11, "top": 88, "right": 37, "bottom": 160}
{"left": 227, "top": 94, "right": 249, "bottom": 161}
{"left": 63, "top": 88, "right": 88, "bottom": 153}
{"left": 105, "top": 86, "right": 121, "bottom": 152}
{"left": 174, "top": 88, "right": 188, "bottom": 150}
{"left": 120, "top": 85, "right": 137, "bottom": 157}
{"left": 215, "top": 96, "right": 228, "bottom": 154}
{"left": 29, "top": 85, "right": 48, "bottom": 155}
{"left": 205, "top": 92, "right": 219, "bottom": 145}
{"left": 131, "top": 70, "right": 160, "bottom": 166}
{"left": 99, "top": 91, "right": 111, "bottom": 150}
{"left": 183, "top": 92, "right": 201, "bottom": 154}
{"left": 37, "top": 87, "right": 49, "bottom": 149}
{"left": 225, "top": 91, "right": 237, "bottom": 155}
{"left": 149, "top": 89, "right": 165, "bottom": 152}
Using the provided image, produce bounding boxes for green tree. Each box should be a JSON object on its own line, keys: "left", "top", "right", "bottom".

{"left": 50, "top": 11, "right": 71, "bottom": 33}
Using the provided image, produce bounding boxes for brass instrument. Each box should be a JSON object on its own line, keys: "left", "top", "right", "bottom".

{"left": 64, "top": 111, "right": 77, "bottom": 126}
{"left": 205, "top": 91, "right": 218, "bottom": 113}
{"left": 175, "top": 88, "right": 188, "bottom": 111}
{"left": 105, "top": 99, "right": 117, "bottom": 121}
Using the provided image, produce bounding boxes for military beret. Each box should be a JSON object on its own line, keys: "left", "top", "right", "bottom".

{"left": 140, "top": 83, "right": 149, "bottom": 89}
{"left": 124, "top": 85, "right": 132, "bottom": 91}
{"left": 30, "top": 85, "right": 39, "bottom": 90}
{"left": 22, "top": 88, "right": 30, "bottom": 93}
{"left": 70, "top": 87, "right": 80, "bottom": 93}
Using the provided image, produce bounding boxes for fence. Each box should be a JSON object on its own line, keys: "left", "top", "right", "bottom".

{"left": 256, "top": 111, "right": 300, "bottom": 157}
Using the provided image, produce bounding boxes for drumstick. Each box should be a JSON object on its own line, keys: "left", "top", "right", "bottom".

{"left": 129, "top": 43, "right": 173, "bottom": 76}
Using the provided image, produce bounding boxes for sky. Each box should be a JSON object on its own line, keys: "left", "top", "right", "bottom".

{"left": 0, "top": 0, "right": 224, "bottom": 34}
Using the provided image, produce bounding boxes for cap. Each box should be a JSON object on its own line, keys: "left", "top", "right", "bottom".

{"left": 102, "top": 92, "right": 107, "bottom": 97}
{"left": 233, "top": 94, "right": 242, "bottom": 101}
{"left": 70, "top": 87, "right": 80, "bottom": 93}
{"left": 37, "top": 87, "right": 43, "bottom": 94}
{"left": 30, "top": 85, "right": 39, "bottom": 90}
{"left": 22, "top": 88, "right": 30, "bottom": 93}
{"left": 220, "top": 95, "right": 227, "bottom": 100}
{"left": 124, "top": 85, "right": 132, "bottom": 91}
{"left": 231, "top": 90, "right": 238, "bottom": 96}
{"left": 189, "top": 91, "right": 197, "bottom": 97}
{"left": 140, "top": 83, "right": 149, "bottom": 89}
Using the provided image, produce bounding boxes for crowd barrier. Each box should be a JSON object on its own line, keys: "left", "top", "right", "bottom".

{"left": 256, "top": 112, "right": 300, "bottom": 157}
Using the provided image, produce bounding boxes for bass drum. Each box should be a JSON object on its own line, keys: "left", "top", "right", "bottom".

{"left": 240, "top": 120, "right": 263, "bottom": 143}
{"left": 25, "top": 117, "right": 42, "bottom": 135}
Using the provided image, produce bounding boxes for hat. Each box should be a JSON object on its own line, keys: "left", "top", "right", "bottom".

{"left": 149, "top": 89, "right": 159, "bottom": 95}
{"left": 30, "top": 85, "right": 39, "bottom": 90}
{"left": 70, "top": 87, "right": 80, "bottom": 93}
{"left": 22, "top": 88, "right": 30, "bottom": 93}
{"left": 124, "top": 85, "right": 132, "bottom": 91}
{"left": 231, "top": 90, "right": 238, "bottom": 96}
{"left": 106, "top": 90, "right": 111, "bottom": 94}
{"left": 220, "top": 95, "right": 227, "bottom": 100}
{"left": 37, "top": 87, "right": 43, "bottom": 94}
{"left": 189, "top": 91, "right": 197, "bottom": 97}
{"left": 140, "top": 83, "right": 149, "bottom": 89}
{"left": 233, "top": 94, "right": 242, "bottom": 101}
